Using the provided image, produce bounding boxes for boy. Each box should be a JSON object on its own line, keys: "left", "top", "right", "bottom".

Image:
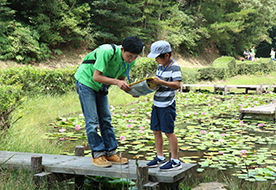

{"left": 146, "top": 40, "right": 182, "bottom": 171}
{"left": 74, "top": 36, "right": 143, "bottom": 167}
{"left": 270, "top": 48, "right": 275, "bottom": 61}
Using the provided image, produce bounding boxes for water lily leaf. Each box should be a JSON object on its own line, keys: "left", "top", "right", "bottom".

{"left": 197, "top": 168, "right": 204, "bottom": 172}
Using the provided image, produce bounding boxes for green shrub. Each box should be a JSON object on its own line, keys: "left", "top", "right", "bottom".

{"left": 0, "top": 85, "right": 24, "bottom": 132}
{"left": 236, "top": 59, "right": 276, "bottom": 75}
{"left": 0, "top": 66, "right": 77, "bottom": 95}
{"left": 212, "top": 56, "right": 237, "bottom": 79}
{"left": 197, "top": 67, "right": 217, "bottom": 81}
{"left": 130, "top": 58, "right": 157, "bottom": 81}
{"left": 181, "top": 67, "right": 199, "bottom": 84}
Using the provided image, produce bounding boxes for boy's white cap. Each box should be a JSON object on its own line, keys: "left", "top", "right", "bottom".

{"left": 147, "top": 40, "right": 172, "bottom": 58}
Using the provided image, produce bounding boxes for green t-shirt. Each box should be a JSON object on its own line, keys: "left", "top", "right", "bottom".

{"left": 74, "top": 44, "right": 136, "bottom": 91}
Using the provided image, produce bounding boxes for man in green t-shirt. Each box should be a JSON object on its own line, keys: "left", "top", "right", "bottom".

{"left": 75, "top": 36, "right": 143, "bottom": 167}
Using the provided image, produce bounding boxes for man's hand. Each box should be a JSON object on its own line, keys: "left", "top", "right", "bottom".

{"left": 117, "top": 80, "right": 131, "bottom": 91}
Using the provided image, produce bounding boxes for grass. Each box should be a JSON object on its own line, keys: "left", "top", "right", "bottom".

{"left": 2, "top": 71, "right": 276, "bottom": 189}
{"left": 0, "top": 91, "right": 81, "bottom": 154}
{"left": 188, "top": 72, "right": 276, "bottom": 94}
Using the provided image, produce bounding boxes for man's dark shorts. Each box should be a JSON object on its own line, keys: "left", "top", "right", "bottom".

{"left": 150, "top": 101, "right": 176, "bottom": 133}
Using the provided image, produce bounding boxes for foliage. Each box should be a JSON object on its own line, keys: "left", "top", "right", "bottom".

{"left": 1, "top": 0, "right": 276, "bottom": 62}
{"left": 130, "top": 57, "right": 157, "bottom": 81}
{"left": 89, "top": 0, "right": 142, "bottom": 45}
{"left": 181, "top": 68, "right": 199, "bottom": 84}
{"left": 0, "top": 66, "right": 77, "bottom": 95}
{"left": 0, "top": 0, "right": 51, "bottom": 63}
{"left": 0, "top": 0, "right": 90, "bottom": 63}
{"left": 196, "top": 57, "right": 275, "bottom": 82}
{"left": 236, "top": 59, "right": 276, "bottom": 75}
{"left": 0, "top": 85, "right": 23, "bottom": 132}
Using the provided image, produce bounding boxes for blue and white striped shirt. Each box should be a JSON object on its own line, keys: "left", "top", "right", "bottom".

{"left": 153, "top": 60, "right": 182, "bottom": 107}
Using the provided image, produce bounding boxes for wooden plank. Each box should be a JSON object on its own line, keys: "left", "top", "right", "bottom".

{"left": 0, "top": 151, "right": 196, "bottom": 184}
{"left": 240, "top": 104, "right": 276, "bottom": 114}
{"left": 181, "top": 84, "right": 276, "bottom": 89}
{"left": 181, "top": 84, "right": 214, "bottom": 87}
{"left": 180, "top": 84, "right": 276, "bottom": 93}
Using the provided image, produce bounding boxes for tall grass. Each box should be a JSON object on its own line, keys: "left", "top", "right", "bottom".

{"left": 0, "top": 91, "right": 81, "bottom": 154}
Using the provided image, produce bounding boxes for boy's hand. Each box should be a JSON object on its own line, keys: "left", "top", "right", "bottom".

{"left": 152, "top": 76, "right": 162, "bottom": 84}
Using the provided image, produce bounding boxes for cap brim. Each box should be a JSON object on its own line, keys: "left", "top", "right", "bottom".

{"left": 147, "top": 52, "right": 159, "bottom": 58}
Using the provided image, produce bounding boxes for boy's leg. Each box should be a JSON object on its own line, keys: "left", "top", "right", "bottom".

{"left": 153, "top": 130, "right": 163, "bottom": 157}
{"left": 165, "top": 133, "right": 178, "bottom": 159}
{"left": 147, "top": 106, "right": 166, "bottom": 168}
{"left": 147, "top": 131, "right": 166, "bottom": 168}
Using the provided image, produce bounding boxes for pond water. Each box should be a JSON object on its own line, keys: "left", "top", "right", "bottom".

{"left": 44, "top": 91, "right": 276, "bottom": 182}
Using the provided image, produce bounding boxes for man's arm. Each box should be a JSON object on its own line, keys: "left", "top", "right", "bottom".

{"left": 117, "top": 75, "right": 126, "bottom": 80}
{"left": 93, "top": 69, "right": 131, "bottom": 91}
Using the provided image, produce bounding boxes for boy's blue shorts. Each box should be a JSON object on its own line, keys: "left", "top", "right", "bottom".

{"left": 150, "top": 101, "right": 176, "bottom": 133}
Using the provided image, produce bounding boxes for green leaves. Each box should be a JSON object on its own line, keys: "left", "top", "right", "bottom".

{"left": 0, "top": 85, "right": 24, "bottom": 132}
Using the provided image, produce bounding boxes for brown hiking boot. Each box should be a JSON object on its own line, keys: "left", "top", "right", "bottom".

{"left": 92, "top": 156, "right": 112, "bottom": 168}
{"left": 106, "top": 154, "right": 128, "bottom": 165}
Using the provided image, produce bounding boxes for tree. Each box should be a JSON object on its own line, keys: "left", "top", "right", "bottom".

{"left": 88, "top": 0, "right": 142, "bottom": 46}
{"left": 7, "top": 0, "right": 90, "bottom": 47}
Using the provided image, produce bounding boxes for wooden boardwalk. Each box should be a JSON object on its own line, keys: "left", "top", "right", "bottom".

{"left": 0, "top": 150, "right": 197, "bottom": 189}
{"left": 239, "top": 100, "right": 276, "bottom": 122}
{"left": 180, "top": 83, "right": 276, "bottom": 95}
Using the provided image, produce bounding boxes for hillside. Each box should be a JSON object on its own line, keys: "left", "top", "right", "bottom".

{"left": 0, "top": 48, "right": 220, "bottom": 69}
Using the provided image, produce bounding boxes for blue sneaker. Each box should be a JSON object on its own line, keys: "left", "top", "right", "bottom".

{"left": 160, "top": 159, "right": 182, "bottom": 171}
{"left": 146, "top": 156, "right": 166, "bottom": 168}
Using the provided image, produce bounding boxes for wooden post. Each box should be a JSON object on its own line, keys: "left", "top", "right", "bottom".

{"left": 144, "top": 182, "right": 159, "bottom": 190}
{"left": 256, "top": 87, "right": 259, "bottom": 95}
{"left": 136, "top": 165, "right": 149, "bottom": 190}
{"left": 260, "top": 84, "right": 264, "bottom": 94}
{"left": 214, "top": 85, "right": 217, "bottom": 94}
{"left": 179, "top": 83, "right": 183, "bottom": 93}
{"left": 31, "top": 155, "right": 43, "bottom": 186}
{"left": 224, "top": 85, "right": 227, "bottom": 96}
{"left": 75, "top": 146, "right": 85, "bottom": 157}
{"left": 274, "top": 107, "right": 276, "bottom": 123}
{"left": 31, "top": 155, "right": 43, "bottom": 174}
{"left": 239, "top": 105, "right": 244, "bottom": 120}
{"left": 75, "top": 146, "right": 85, "bottom": 190}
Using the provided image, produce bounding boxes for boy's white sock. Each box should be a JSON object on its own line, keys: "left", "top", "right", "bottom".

{"left": 171, "top": 158, "right": 180, "bottom": 164}
{"left": 157, "top": 155, "right": 165, "bottom": 160}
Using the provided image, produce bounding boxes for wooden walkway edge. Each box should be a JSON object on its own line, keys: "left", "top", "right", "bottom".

{"left": 180, "top": 83, "right": 276, "bottom": 95}
{"left": 239, "top": 100, "right": 276, "bottom": 122}
{"left": 0, "top": 150, "right": 197, "bottom": 189}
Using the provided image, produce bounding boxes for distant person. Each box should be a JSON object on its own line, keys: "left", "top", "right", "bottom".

{"left": 270, "top": 48, "right": 275, "bottom": 61}
{"left": 243, "top": 49, "right": 250, "bottom": 60}
{"left": 146, "top": 40, "right": 182, "bottom": 171}
{"left": 74, "top": 36, "right": 143, "bottom": 167}
{"left": 249, "top": 49, "right": 254, "bottom": 61}
{"left": 251, "top": 46, "right": 256, "bottom": 61}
